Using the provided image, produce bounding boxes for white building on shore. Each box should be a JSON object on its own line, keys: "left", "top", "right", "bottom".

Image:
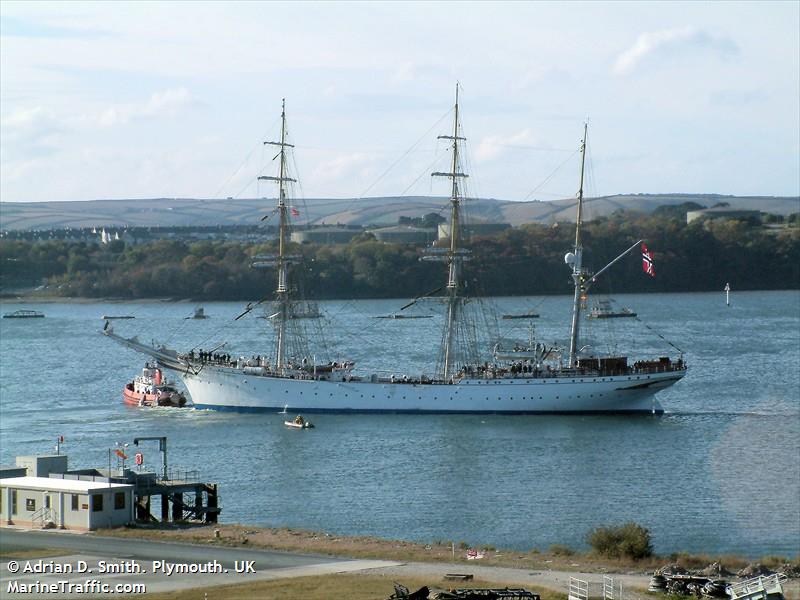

{"left": 1, "top": 476, "right": 134, "bottom": 531}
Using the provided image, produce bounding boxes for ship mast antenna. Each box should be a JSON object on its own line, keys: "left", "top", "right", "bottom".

{"left": 428, "top": 83, "right": 471, "bottom": 379}
{"left": 257, "top": 99, "right": 298, "bottom": 371}
{"left": 567, "top": 122, "right": 588, "bottom": 367}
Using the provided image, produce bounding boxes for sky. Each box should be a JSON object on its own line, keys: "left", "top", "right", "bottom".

{"left": 1, "top": 1, "right": 798, "bottom": 204}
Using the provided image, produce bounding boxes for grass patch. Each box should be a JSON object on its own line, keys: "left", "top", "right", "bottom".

{"left": 549, "top": 544, "right": 575, "bottom": 557}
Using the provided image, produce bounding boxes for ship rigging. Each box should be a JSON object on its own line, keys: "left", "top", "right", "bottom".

{"left": 104, "top": 91, "right": 687, "bottom": 414}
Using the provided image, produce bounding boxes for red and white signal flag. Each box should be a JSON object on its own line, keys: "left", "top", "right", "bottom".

{"left": 642, "top": 243, "right": 655, "bottom": 277}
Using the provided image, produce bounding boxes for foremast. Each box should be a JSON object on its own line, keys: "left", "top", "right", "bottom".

{"left": 428, "top": 84, "right": 471, "bottom": 380}
{"left": 567, "top": 123, "right": 589, "bottom": 367}
{"left": 257, "top": 99, "right": 298, "bottom": 371}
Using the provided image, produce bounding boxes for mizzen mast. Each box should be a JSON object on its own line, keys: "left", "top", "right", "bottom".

{"left": 428, "top": 84, "right": 471, "bottom": 379}
{"left": 256, "top": 99, "right": 298, "bottom": 371}
{"left": 567, "top": 123, "right": 589, "bottom": 367}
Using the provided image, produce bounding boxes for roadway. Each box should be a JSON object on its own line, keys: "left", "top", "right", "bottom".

{"left": 0, "top": 528, "right": 400, "bottom": 598}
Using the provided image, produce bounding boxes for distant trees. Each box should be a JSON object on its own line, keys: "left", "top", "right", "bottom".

{"left": 1, "top": 210, "right": 797, "bottom": 300}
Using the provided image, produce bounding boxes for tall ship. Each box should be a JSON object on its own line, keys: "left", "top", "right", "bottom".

{"left": 105, "top": 92, "right": 686, "bottom": 414}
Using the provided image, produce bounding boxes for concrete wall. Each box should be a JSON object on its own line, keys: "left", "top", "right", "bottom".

{"left": 85, "top": 488, "right": 135, "bottom": 530}
{"left": 15, "top": 455, "right": 68, "bottom": 477}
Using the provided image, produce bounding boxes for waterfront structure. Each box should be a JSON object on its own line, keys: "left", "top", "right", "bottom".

{"left": 0, "top": 476, "right": 134, "bottom": 531}
{"left": 0, "top": 450, "right": 218, "bottom": 529}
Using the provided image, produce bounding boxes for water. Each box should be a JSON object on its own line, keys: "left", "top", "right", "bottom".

{"left": 1, "top": 291, "right": 798, "bottom": 557}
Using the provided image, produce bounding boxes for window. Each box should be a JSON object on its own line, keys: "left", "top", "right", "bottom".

{"left": 114, "top": 492, "right": 126, "bottom": 510}
{"left": 91, "top": 494, "right": 103, "bottom": 512}
{"left": 26, "top": 498, "right": 36, "bottom": 512}
{"left": 71, "top": 494, "right": 79, "bottom": 511}
{"left": 45, "top": 495, "right": 51, "bottom": 509}
{"left": 11, "top": 490, "right": 17, "bottom": 515}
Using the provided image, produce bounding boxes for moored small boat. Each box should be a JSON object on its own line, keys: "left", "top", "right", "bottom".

{"left": 284, "top": 415, "right": 314, "bottom": 429}
{"left": 587, "top": 299, "right": 636, "bottom": 319}
{"left": 124, "top": 363, "right": 188, "bottom": 407}
{"left": 3, "top": 309, "right": 45, "bottom": 319}
{"left": 186, "top": 306, "right": 208, "bottom": 319}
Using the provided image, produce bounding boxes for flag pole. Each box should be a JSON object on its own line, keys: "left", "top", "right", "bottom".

{"left": 585, "top": 239, "right": 643, "bottom": 291}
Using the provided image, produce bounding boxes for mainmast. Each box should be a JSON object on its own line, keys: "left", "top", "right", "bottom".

{"left": 428, "top": 84, "right": 471, "bottom": 379}
{"left": 567, "top": 123, "right": 588, "bottom": 367}
{"left": 256, "top": 99, "right": 297, "bottom": 371}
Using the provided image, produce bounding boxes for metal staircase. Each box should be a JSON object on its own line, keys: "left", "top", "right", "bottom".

{"left": 30, "top": 506, "right": 58, "bottom": 529}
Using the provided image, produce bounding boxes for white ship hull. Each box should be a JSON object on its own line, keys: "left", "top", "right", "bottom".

{"left": 183, "top": 366, "right": 683, "bottom": 414}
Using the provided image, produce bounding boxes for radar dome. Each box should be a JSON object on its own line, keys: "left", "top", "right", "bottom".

{"left": 564, "top": 252, "right": 576, "bottom": 265}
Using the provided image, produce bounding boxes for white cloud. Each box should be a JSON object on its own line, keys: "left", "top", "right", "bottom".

{"left": 2, "top": 106, "right": 54, "bottom": 129}
{"left": 1, "top": 106, "right": 63, "bottom": 160}
{"left": 613, "top": 27, "right": 739, "bottom": 75}
{"left": 475, "top": 129, "right": 534, "bottom": 162}
{"left": 98, "top": 87, "right": 194, "bottom": 126}
{"left": 392, "top": 62, "right": 416, "bottom": 83}
{"left": 312, "top": 152, "right": 374, "bottom": 183}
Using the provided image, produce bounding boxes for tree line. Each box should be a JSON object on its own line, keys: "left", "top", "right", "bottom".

{"left": 1, "top": 210, "right": 797, "bottom": 300}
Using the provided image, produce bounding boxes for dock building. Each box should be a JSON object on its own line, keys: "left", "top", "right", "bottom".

{"left": 0, "top": 446, "right": 219, "bottom": 531}
{"left": 1, "top": 476, "right": 134, "bottom": 531}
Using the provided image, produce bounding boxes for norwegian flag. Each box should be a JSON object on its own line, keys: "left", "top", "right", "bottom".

{"left": 290, "top": 206, "right": 300, "bottom": 217}
{"left": 642, "top": 243, "right": 655, "bottom": 277}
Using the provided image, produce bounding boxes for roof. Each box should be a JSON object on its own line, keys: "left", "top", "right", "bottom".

{"left": 0, "top": 476, "right": 133, "bottom": 492}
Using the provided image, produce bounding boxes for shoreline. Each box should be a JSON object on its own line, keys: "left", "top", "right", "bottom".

{"left": 2, "top": 288, "right": 799, "bottom": 306}
{"left": 4, "top": 524, "right": 797, "bottom": 600}
{"left": 99, "top": 523, "right": 800, "bottom": 575}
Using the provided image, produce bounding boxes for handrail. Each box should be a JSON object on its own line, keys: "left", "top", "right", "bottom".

{"left": 30, "top": 506, "right": 57, "bottom": 528}
{"left": 728, "top": 573, "right": 787, "bottom": 599}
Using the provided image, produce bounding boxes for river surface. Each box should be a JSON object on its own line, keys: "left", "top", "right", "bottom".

{"left": 1, "top": 291, "right": 798, "bottom": 557}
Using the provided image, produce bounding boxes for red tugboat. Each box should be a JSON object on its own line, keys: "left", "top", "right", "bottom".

{"left": 123, "top": 363, "right": 188, "bottom": 407}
